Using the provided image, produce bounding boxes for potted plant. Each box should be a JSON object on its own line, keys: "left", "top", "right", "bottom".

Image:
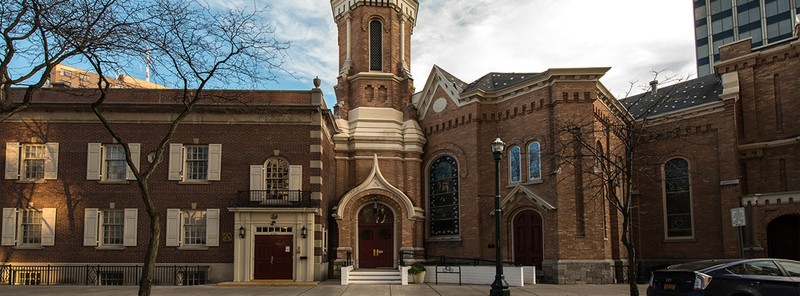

{"left": 408, "top": 262, "right": 426, "bottom": 284}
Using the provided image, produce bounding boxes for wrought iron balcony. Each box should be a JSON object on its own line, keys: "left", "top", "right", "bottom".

{"left": 236, "top": 189, "right": 319, "bottom": 208}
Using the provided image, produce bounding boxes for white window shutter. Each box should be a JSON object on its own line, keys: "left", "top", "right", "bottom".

{"left": 83, "top": 208, "right": 99, "bottom": 246}
{"left": 127, "top": 143, "right": 141, "bottom": 180}
{"left": 289, "top": 165, "right": 303, "bottom": 191}
{"left": 2, "top": 208, "right": 17, "bottom": 246}
{"left": 168, "top": 144, "right": 183, "bottom": 180}
{"left": 44, "top": 143, "right": 59, "bottom": 180}
{"left": 206, "top": 209, "right": 220, "bottom": 247}
{"left": 5, "top": 142, "right": 19, "bottom": 180}
{"left": 87, "top": 143, "right": 102, "bottom": 180}
{"left": 41, "top": 208, "right": 56, "bottom": 246}
{"left": 250, "top": 165, "right": 264, "bottom": 190}
{"left": 208, "top": 144, "right": 222, "bottom": 181}
{"left": 123, "top": 208, "right": 138, "bottom": 246}
{"left": 166, "top": 209, "right": 181, "bottom": 246}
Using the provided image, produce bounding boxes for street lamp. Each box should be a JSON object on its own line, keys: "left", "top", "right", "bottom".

{"left": 490, "top": 137, "right": 510, "bottom": 296}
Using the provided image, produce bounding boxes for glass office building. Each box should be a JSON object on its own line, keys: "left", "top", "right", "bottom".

{"left": 694, "top": 0, "right": 799, "bottom": 76}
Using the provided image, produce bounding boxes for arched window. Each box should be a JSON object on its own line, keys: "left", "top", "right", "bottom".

{"left": 369, "top": 20, "right": 382, "bottom": 71}
{"left": 509, "top": 145, "right": 521, "bottom": 183}
{"left": 429, "top": 156, "right": 459, "bottom": 236}
{"left": 527, "top": 141, "right": 541, "bottom": 180}
{"left": 265, "top": 158, "right": 289, "bottom": 193}
{"left": 664, "top": 158, "right": 692, "bottom": 238}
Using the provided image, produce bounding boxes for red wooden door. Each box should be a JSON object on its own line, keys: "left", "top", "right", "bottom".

{"left": 358, "top": 203, "right": 394, "bottom": 268}
{"left": 253, "top": 235, "right": 293, "bottom": 279}
{"left": 514, "top": 210, "right": 543, "bottom": 269}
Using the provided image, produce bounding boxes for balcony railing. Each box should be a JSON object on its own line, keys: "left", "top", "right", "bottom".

{"left": 236, "top": 189, "right": 319, "bottom": 208}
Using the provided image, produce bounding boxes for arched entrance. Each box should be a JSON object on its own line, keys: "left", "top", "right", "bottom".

{"left": 358, "top": 202, "right": 394, "bottom": 268}
{"left": 514, "top": 210, "right": 543, "bottom": 269}
{"left": 768, "top": 215, "right": 800, "bottom": 260}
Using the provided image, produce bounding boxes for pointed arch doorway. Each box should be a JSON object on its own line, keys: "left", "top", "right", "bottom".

{"left": 358, "top": 202, "right": 395, "bottom": 268}
{"left": 514, "top": 210, "right": 544, "bottom": 269}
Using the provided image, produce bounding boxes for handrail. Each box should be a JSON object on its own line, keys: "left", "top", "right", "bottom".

{"left": 236, "top": 189, "right": 319, "bottom": 208}
{"left": 399, "top": 250, "right": 514, "bottom": 267}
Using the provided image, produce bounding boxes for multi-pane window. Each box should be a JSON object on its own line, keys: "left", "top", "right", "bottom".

{"left": 528, "top": 141, "right": 541, "bottom": 180}
{"left": 665, "top": 158, "right": 692, "bottom": 238}
{"left": 183, "top": 211, "right": 206, "bottom": 245}
{"left": 369, "top": 20, "right": 382, "bottom": 71}
{"left": 105, "top": 145, "right": 127, "bottom": 181}
{"left": 185, "top": 146, "right": 208, "bottom": 181}
{"left": 20, "top": 209, "right": 42, "bottom": 245}
{"left": 509, "top": 145, "right": 521, "bottom": 183}
{"left": 102, "top": 210, "right": 124, "bottom": 245}
{"left": 265, "top": 158, "right": 289, "bottom": 193}
{"left": 22, "top": 144, "right": 46, "bottom": 180}
{"left": 429, "top": 156, "right": 459, "bottom": 236}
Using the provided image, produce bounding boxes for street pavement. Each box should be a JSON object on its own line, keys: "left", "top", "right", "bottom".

{"left": 0, "top": 280, "right": 649, "bottom": 295}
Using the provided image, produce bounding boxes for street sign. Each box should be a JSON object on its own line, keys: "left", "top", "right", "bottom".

{"left": 731, "top": 207, "right": 746, "bottom": 227}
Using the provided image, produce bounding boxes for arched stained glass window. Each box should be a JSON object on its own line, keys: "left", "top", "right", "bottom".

{"left": 664, "top": 158, "right": 692, "bottom": 238}
{"left": 369, "top": 20, "right": 382, "bottom": 71}
{"left": 509, "top": 145, "right": 521, "bottom": 183}
{"left": 265, "top": 158, "right": 289, "bottom": 193}
{"left": 429, "top": 156, "right": 459, "bottom": 236}
{"left": 527, "top": 141, "right": 541, "bottom": 180}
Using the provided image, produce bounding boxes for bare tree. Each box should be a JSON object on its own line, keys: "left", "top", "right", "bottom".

{"left": 554, "top": 71, "right": 690, "bottom": 296}
{"left": 0, "top": 0, "right": 137, "bottom": 121}
{"left": 78, "top": 1, "right": 288, "bottom": 295}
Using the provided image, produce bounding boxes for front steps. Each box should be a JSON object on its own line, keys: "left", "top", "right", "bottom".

{"left": 347, "top": 269, "right": 403, "bottom": 285}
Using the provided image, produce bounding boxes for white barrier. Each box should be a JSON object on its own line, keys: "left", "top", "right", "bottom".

{"left": 423, "top": 265, "right": 535, "bottom": 287}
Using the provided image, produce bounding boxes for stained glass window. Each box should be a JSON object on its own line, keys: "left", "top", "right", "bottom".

{"left": 665, "top": 158, "right": 692, "bottom": 238}
{"left": 509, "top": 146, "right": 521, "bottom": 183}
{"left": 429, "top": 156, "right": 459, "bottom": 236}
{"left": 369, "top": 20, "right": 382, "bottom": 71}
{"left": 527, "top": 142, "right": 541, "bottom": 180}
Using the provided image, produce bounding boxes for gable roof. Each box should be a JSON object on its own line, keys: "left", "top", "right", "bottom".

{"left": 620, "top": 74, "right": 722, "bottom": 119}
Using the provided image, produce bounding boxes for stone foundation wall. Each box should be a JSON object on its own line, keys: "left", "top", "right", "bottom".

{"left": 542, "top": 260, "right": 623, "bottom": 284}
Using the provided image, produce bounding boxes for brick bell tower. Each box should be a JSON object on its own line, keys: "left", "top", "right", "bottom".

{"left": 329, "top": 0, "right": 426, "bottom": 270}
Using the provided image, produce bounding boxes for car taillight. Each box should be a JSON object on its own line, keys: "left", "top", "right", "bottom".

{"left": 693, "top": 272, "right": 712, "bottom": 290}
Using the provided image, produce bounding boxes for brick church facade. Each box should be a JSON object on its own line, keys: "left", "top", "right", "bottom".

{"left": 1, "top": 0, "right": 798, "bottom": 285}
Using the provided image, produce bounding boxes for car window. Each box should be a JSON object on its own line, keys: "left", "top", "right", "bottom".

{"left": 727, "top": 264, "right": 746, "bottom": 275}
{"left": 740, "top": 261, "right": 784, "bottom": 276}
{"left": 778, "top": 261, "right": 800, "bottom": 277}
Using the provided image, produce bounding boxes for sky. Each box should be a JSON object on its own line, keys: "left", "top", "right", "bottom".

{"left": 189, "top": 0, "right": 698, "bottom": 108}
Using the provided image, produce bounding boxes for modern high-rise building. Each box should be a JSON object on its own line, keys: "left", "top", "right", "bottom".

{"left": 693, "top": 0, "right": 799, "bottom": 76}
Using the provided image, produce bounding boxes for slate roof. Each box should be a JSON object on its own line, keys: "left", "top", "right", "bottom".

{"left": 620, "top": 74, "right": 722, "bottom": 119}
{"left": 434, "top": 65, "right": 468, "bottom": 90}
{"left": 462, "top": 72, "right": 542, "bottom": 93}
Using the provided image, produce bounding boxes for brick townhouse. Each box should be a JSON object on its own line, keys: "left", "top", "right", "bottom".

{"left": 1, "top": 0, "right": 798, "bottom": 285}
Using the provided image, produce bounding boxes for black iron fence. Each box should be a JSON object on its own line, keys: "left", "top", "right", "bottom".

{"left": 399, "top": 250, "right": 514, "bottom": 267}
{"left": 0, "top": 265, "right": 208, "bottom": 286}
{"left": 236, "top": 189, "right": 319, "bottom": 208}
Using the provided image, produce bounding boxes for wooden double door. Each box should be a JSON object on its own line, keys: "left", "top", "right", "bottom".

{"left": 358, "top": 203, "right": 394, "bottom": 268}
{"left": 254, "top": 235, "right": 293, "bottom": 279}
{"left": 514, "top": 210, "right": 543, "bottom": 269}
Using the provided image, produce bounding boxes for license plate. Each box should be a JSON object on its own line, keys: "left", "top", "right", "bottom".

{"left": 664, "top": 283, "right": 676, "bottom": 290}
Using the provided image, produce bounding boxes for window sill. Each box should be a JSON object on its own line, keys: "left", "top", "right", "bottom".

{"left": 98, "top": 180, "right": 130, "bottom": 185}
{"left": 523, "top": 179, "right": 543, "bottom": 185}
{"left": 178, "top": 180, "right": 211, "bottom": 185}
{"left": 15, "top": 179, "right": 46, "bottom": 184}
{"left": 426, "top": 236, "right": 462, "bottom": 243}
{"left": 95, "top": 245, "right": 126, "bottom": 250}
{"left": 663, "top": 237, "right": 696, "bottom": 243}
{"left": 178, "top": 245, "right": 209, "bottom": 251}
{"left": 13, "top": 245, "right": 44, "bottom": 250}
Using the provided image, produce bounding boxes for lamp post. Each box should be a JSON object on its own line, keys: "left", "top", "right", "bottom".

{"left": 490, "top": 137, "right": 510, "bottom": 296}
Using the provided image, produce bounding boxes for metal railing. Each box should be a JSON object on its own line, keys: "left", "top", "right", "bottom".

{"left": 236, "top": 189, "right": 319, "bottom": 208}
{"left": 399, "top": 250, "right": 514, "bottom": 267}
{"left": 0, "top": 265, "right": 208, "bottom": 286}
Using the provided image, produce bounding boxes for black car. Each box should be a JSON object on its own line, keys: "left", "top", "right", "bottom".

{"left": 647, "top": 258, "right": 800, "bottom": 296}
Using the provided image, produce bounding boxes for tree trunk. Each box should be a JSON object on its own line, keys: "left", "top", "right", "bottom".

{"left": 138, "top": 212, "right": 160, "bottom": 296}
{"left": 622, "top": 210, "right": 639, "bottom": 296}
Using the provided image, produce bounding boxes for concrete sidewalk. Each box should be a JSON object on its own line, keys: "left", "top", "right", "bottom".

{"left": 0, "top": 280, "right": 649, "bottom": 295}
